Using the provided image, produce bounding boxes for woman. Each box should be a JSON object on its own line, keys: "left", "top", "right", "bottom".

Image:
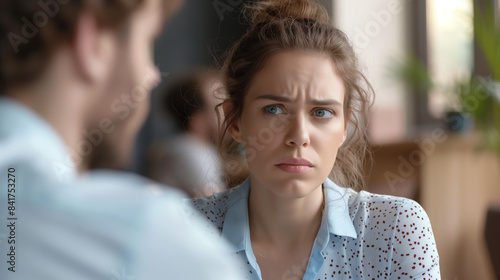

{"left": 192, "top": 0, "right": 440, "bottom": 279}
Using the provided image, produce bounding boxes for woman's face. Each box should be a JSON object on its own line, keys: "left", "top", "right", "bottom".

{"left": 229, "top": 50, "right": 347, "bottom": 198}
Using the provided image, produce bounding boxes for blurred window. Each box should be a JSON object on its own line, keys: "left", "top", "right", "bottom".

{"left": 335, "top": 0, "right": 409, "bottom": 144}
{"left": 426, "top": 0, "right": 474, "bottom": 117}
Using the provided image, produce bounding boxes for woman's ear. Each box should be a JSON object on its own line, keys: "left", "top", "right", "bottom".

{"left": 229, "top": 120, "right": 243, "bottom": 143}
{"left": 341, "top": 130, "right": 347, "bottom": 146}
{"left": 223, "top": 101, "right": 244, "bottom": 143}
{"left": 341, "top": 109, "right": 352, "bottom": 146}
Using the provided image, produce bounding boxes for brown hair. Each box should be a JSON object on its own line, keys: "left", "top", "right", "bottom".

{"left": 218, "top": 0, "right": 374, "bottom": 190}
{"left": 0, "top": 0, "right": 145, "bottom": 93}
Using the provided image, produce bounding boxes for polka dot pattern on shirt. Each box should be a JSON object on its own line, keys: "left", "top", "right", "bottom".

{"left": 191, "top": 179, "right": 440, "bottom": 280}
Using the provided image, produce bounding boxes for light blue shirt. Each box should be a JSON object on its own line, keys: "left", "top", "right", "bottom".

{"left": 0, "top": 97, "right": 244, "bottom": 279}
{"left": 0, "top": 96, "right": 77, "bottom": 183}
{"left": 192, "top": 177, "right": 441, "bottom": 280}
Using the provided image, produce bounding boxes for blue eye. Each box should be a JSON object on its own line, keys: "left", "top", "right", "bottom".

{"left": 265, "top": 105, "right": 284, "bottom": 115}
{"left": 313, "top": 109, "right": 333, "bottom": 118}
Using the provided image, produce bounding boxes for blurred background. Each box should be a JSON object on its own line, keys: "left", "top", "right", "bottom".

{"left": 129, "top": 0, "right": 500, "bottom": 279}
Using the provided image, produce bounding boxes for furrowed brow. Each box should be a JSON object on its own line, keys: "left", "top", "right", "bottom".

{"left": 255, "top": 94, "right": 293, "bottom": 103}
{"left": 255, "top": 94, "right": 343, "bottom": 107}
{"left": 310, "top": 99, "right": 343, "bottom": 107}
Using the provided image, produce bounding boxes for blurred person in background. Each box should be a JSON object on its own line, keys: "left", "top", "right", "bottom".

{"left": 0, "top": 0, "right": 243, "bottom": 279}
{"left": 147, "top": 69, "right": 226, "bottom": 197}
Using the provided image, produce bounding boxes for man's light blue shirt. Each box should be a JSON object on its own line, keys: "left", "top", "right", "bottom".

{"left": 0, "top": 97, "right": 244, "bottom": 280}
{"left": 0, "top": 96, "right": 77, "bottom": 183}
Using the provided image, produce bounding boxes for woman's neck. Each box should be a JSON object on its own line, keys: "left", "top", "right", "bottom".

{"left": 248, "top": 179, "right": 324, "bottom": 248}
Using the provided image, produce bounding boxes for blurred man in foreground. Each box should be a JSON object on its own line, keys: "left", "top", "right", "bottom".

{"left": 0, "top": 0, "right": 243, "bottom": 279}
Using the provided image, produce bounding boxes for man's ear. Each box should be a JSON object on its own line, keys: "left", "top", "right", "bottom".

{"left": 223, "top": 101, "right": 244, "bottom": 143}
{"left": 72, "top": 11, "right": 115, "bottom": 84}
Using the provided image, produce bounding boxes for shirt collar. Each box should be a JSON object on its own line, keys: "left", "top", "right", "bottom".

{"left": 221, "top": 178, "right": 261, "bottom": 275}
{"left": 221, "top": 177, "right": 252, "bottom": 253}
{"left": 0, "top": 97, "right": 77, "bottom": 181}
{"left": 323, "top": 178, "right": 357, "bottom": 238}
{"left": 221, "top": 177, "right": 357, "bottom": 252}
{"left": 317, "top": 178, "right": 358, "bottom": 252}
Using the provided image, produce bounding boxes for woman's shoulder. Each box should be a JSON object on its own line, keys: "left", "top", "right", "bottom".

{"left": 188, "top": 181, "right": 250, "bottom": 229}
{"left": 324, "top": 180, "right": 427, "bottom": 221}
{"left": 347, "top": 190, "right": 437, "bottom": 253}
{"left": 344, "top": 189, "right": 440, "bottom": 276}
{"left": 347, "top": 189, "right": 429, "bottom": 222}
{"left": 192, "top": 183, "right": 247, "bottom": 208}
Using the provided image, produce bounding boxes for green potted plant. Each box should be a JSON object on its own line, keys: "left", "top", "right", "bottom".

{"left": 393, "top": 2, "right": 500, "bottom": 277}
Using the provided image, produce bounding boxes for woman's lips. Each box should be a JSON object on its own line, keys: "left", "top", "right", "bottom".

{"left": 275, "top": 164, "right": 313, "bottom": 174}
{"left": 275, "top": 158, "right": 313, "bottom": 174}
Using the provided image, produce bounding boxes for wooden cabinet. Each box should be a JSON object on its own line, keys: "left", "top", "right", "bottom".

{"left": 367, "top": 132, "right": 500, "bottom": 280}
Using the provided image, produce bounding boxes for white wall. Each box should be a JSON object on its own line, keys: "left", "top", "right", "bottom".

{"left": 333, "top": 0, "right": 410, "bottom": 144}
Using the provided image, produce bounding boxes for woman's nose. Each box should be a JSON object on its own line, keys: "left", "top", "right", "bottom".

{"left": 285, "top": 115, "right": 310, "bottom": 148}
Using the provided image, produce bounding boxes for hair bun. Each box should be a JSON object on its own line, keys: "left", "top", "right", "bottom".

{"left": 249, "top": 0, "right": 330, "bottom": 26}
